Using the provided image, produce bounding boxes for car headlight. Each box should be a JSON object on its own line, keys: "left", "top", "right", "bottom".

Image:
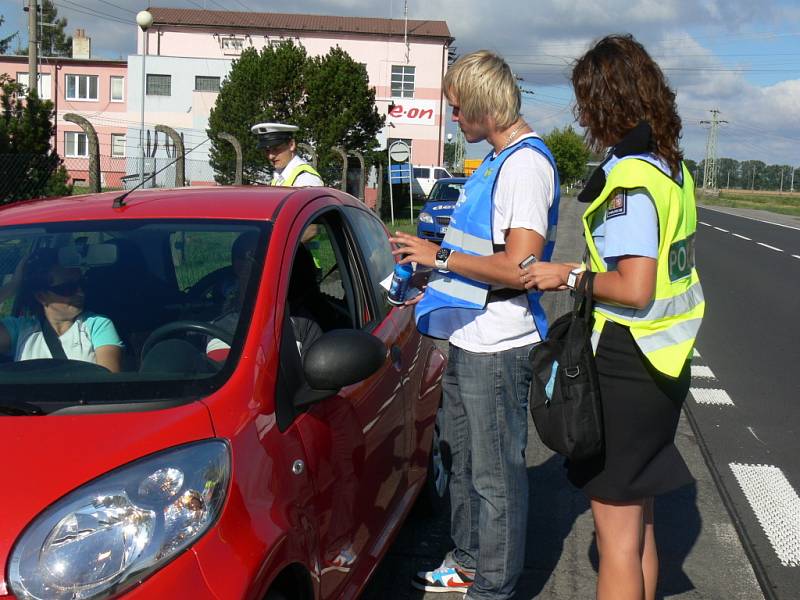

{"left": 9, "top": 440, "right": 230, "bottom": 600}
{"left": 418, "top": 212, "right": 433, "bottom": 224}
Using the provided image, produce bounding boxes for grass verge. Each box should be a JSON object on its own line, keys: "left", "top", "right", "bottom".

{"left": 697, "top": 190, "right": 800, "bottom": 217}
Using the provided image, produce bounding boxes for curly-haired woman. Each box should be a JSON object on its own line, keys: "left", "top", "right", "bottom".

{"left": 520, "top": 34, "right": 705, "bottom": 600}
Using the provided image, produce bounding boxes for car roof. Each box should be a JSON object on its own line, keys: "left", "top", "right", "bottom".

{"left": 0, "top": 186, "right": 350, "bottom": 225}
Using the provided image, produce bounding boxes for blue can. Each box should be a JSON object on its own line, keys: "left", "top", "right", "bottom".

{"left": 388, "top": 263, "right": 413, "bottom": 305}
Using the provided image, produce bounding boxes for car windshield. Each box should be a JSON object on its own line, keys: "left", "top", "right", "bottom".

{"left": 428, "top": 181, "right": 464, "bottom": 202}
{"left": 0, "top": 219, "right": 269, "bottom": 409}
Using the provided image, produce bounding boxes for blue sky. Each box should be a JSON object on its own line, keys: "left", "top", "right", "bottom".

{"left": 2, "top": 0, "right": 799, "bottom": 165}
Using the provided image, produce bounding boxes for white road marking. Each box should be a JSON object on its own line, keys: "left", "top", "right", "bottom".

{"left": 714, "top": 226, "right": 729, "bottom": 232}
{"left": 757, "top": 242, "right": 784, "bottom": 252}
{"left": 747, "top": 426, "right": 766, "bottom": 445}
{"left": 691, "top": 388, "right": 734, "bottom": 406}
{"left": 691, "top": 365, "right": 716, "bottom": 379}
{"left": 793, "top": 255, "right": 800, "bottom": 260}
{"left": 733, "top": 233, "right": 752, "bottom": 240}
{"left": 700, "top": 205, "right": 800, "bottom": 232}
{"left": 729, "top": 463, "right": 800, "bottom": 567}
{"left": 693, "top": 348, "right": 701, "bottom": 358}
{"left": 699, "top": 221, "right": 710, "bottom": 226}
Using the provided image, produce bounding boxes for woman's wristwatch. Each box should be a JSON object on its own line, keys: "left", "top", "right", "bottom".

{"left": 435, "top": 247, "right": 453, "bottom": 271}
{"left": 566, "top": 266, "right": 585, "bottom": 290}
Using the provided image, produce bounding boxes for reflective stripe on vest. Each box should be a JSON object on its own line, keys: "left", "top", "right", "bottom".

{"left": 582, "top": 156, "right": 704, "bottom": 377}
{"left": 415, "top": 136, "right": 560, "bottom": 339}
{"left": 271, "top": 162, "right": 321, "bottom": 187}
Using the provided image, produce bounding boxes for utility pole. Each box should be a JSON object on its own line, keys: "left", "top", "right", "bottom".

{"left": 700, "top": 109, "right": 727, "bottom": 191}
{"left": 780, "top": 167, "right": 784, "bottom": 192}
{"left": 27, "top": 0, "right": 38, "bottom": 94}
{"left": 791, "top": 167, "right": 796, "bottom": 193}
{"left": 751, "top": 164, "right": 756, "bottom": 190}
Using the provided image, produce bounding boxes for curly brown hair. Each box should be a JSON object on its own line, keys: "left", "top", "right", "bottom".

{"left": 572, "top": 34, "right": 683, "bottom": 176}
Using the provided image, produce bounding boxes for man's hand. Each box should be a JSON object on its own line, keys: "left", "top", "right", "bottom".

{"left": 389, "top": 231, "right": 440, "bottom": 268}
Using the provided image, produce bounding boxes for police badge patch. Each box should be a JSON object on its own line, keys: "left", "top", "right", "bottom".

{"left": 607, "top": 191, "right": 627, "bottom": 219}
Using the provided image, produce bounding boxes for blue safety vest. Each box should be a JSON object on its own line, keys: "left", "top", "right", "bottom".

{"left": 415, "top": 136, "right": 560, "bottom": 339}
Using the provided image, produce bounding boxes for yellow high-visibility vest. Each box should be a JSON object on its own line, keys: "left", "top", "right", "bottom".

{"left": 582, "top": 157, "right": 705, "bottom": 377}
{"left": 271, "top": 163, "right": 321, "bottom": 187}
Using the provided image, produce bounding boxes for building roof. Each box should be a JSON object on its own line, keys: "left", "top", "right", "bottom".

{"left": 147, "top": 7, "right": 452, "bottom": 42}
{"left": 0, "top": 54, "right": 126, "bottom": 66}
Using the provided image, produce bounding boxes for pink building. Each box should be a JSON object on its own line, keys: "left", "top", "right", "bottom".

{"left": 135, "top": 8, "right": 453, "bottom": 168}
{"left": 0, "top": 36, "right": 129, "bottom": 189}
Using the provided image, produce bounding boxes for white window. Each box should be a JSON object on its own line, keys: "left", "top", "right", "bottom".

{"left": 195, "top": 76, "right": 220, "bottom": 92}
{"left": 65, "top": 132, "right": 88, "bottom": 157}
{"left": 110, "top": 76, "right": 124, "bottom": 102}
{"left": 65, "top": 74, "right": 99, "bottom": 101}
{"left": 111, "top": 134, "right": 126, "bottom": 158}
{"left": 16, "top": 72, "right": 52, "bottom": 100}
{"left": 220, "top": 36, "right": 245, "bottom": 54}
{"left": 146, "top": 74, "right": 171, "bottom": 96}
{"left": 391, "top": 65, "right": 415, "bottom": 98}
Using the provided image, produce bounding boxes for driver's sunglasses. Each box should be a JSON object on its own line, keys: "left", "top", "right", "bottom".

{"left": 46, "top": 278, "right": 85, "bottom": 297}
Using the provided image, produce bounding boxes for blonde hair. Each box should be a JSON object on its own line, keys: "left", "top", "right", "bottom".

{"left": 443, "top": 50, "right": 521, "bottom": 130}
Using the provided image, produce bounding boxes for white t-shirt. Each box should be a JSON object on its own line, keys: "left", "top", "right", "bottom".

{"left": 439, "top": 133, "right": 555, "bottom": 353}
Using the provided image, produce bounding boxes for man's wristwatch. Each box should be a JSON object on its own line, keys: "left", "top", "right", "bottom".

{"left": 435, "top": 247, "right": 453, "bottom": 271}
{"left": 566, "top": 266, "right": 585, "bottom": 290}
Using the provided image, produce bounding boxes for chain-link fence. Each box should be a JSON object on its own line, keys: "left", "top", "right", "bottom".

{"left": 0, "top": 154, "right": 61, "bottom": 203}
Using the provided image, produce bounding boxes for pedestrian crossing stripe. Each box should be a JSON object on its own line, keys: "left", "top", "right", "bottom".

{"left": 691, "top": 365, "right": 716, "bottom": 379}
{"left": 690, "top": 388, "right": 734, "bottom": 406}
{"left": 729, "top": 463, "right": 800, "bottom": 567}
{"left": 693, "top": 348, "right": 701, "bottom": 358}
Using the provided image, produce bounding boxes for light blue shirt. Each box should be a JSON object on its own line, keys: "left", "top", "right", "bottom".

{"left": 590, "top": 154, "right": 679, "bottom": 269}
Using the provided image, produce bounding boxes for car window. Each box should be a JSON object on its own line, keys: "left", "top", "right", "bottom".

{"left": 434, "top": 169, "right": 448, "bottom": 180}
{"left": 344, "top": 206, "right": 395, "bottom": 320}
{"left": 413, "top": 167, "right": 430, "bottom": 178}
{"left": 429, "top": 182, "right": 464, "bottom": 202}
{"left": 0, "top": 220, "right": 268, "bottom": 406}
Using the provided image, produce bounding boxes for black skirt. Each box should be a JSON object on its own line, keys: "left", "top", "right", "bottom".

{"left": 567, "top": 321, "right": 694, "bottom": 501}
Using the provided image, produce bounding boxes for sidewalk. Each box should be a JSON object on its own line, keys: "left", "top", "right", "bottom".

{"left": 361, "top": 196, "right": 764, "bottom": 600}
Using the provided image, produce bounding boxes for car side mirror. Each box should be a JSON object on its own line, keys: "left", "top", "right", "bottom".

{"left": 294, "top": 329, "right": 387, "bottom": 407}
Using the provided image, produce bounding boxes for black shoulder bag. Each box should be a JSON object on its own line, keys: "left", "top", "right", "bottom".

{"left": 528, "top": 271, "right": 603, "bottom": 461}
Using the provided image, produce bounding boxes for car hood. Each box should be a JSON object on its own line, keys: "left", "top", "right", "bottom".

{"left": 0, "top": 402, "right": 215, "bottom": 593}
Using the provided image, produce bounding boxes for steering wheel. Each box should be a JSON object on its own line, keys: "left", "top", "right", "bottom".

{"left": 184, "top": 266, "right": 234, "bottom": 302}
{"left": 140, "top": 320, "right": 236, "bottom": 361}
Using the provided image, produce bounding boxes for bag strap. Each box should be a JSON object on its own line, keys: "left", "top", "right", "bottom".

{"left": 38, "top": 315, "right": 68, "bottom": 360}
{"left": 571, "top": 270, "right": 595, "bottom": 323}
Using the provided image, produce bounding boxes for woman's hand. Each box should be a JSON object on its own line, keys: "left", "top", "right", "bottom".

{"left": 519, "top": 262, "right": 580, "bottom": 291}
{"left": 389, "top": 231, "right": 440, "bottom": 268}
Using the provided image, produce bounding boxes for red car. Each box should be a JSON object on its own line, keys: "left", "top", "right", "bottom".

{"left": 0, "top": 186, "right": 447, "bottom": 600}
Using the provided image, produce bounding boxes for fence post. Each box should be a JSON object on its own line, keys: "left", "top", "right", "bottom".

{"left": 333, "top": 146, "right": 348, "bottom": 192}
{"left": 218, "top": 133, "right": 243, "bottom": 185}
{"left": 155, "top": 125, "right": 185, "bottom": 187}
{"left": 297, "top": 143, "right": 318, "bottom": 169}
{"left": 63, "top": 113, "right": 100, "bottom": 193}
{"left": 375, "top": 162, "right": 383, "bottom": 213}
{"left": 349, "top": 150, "right": 365, "bottom": 201}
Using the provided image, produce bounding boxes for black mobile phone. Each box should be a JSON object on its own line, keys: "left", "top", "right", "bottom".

{"left": 519, "top": 254, "right": 538, "bottom": 269}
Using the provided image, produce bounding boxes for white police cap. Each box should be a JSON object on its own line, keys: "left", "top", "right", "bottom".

{"left": 251, "top": 122, "right": 299, "bottom": 149}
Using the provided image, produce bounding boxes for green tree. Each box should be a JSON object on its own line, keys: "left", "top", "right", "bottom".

{"left": 543, "top": 125, "right": 590, "bottom": 186}
{"left": 443, "top": 141, "right": 456, "bottom": 170}
{"left": 0, "top": 74, "right": 70, "bottom": 202}
{"left": 207, "top": 42, "right": 308, "bottom": 185}
{"left": 207, "top": 41, "right": 384, "bottom": 186}
{"left": 15, "top": 1, "right": 71, "bottom": 57}
{"left": 0, "top": 15, "right": 18, "bottom": 54}
{"left": 303, "top": 46, "right": 384, "bottom": 184}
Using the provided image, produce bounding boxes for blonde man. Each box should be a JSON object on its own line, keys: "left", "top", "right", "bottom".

{"left": 391, "top": 50, "right": 560, "bottom": 599}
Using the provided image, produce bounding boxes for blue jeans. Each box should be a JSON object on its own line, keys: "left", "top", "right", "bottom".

{"left": 443, "top": 342, "right": 533, "bottom": 600}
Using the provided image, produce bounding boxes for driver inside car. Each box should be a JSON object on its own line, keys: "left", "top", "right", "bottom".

{"left": 206, "top": 233, "right": 323, "bottom": 362}
{"left": 0, "top": 248, "right": 123, "bottom": 372}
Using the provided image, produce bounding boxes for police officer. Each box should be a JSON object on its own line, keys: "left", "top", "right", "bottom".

{"left": 250, "top": 122, "right": 323, "bottom": 187}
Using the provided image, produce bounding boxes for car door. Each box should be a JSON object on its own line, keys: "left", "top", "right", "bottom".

{"left": 280, "top": 203, "right": 407, "bottom": 599}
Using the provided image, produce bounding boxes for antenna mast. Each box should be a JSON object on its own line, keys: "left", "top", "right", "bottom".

{"left": 403, "top": 0, "right": 409, "bottom": 63}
